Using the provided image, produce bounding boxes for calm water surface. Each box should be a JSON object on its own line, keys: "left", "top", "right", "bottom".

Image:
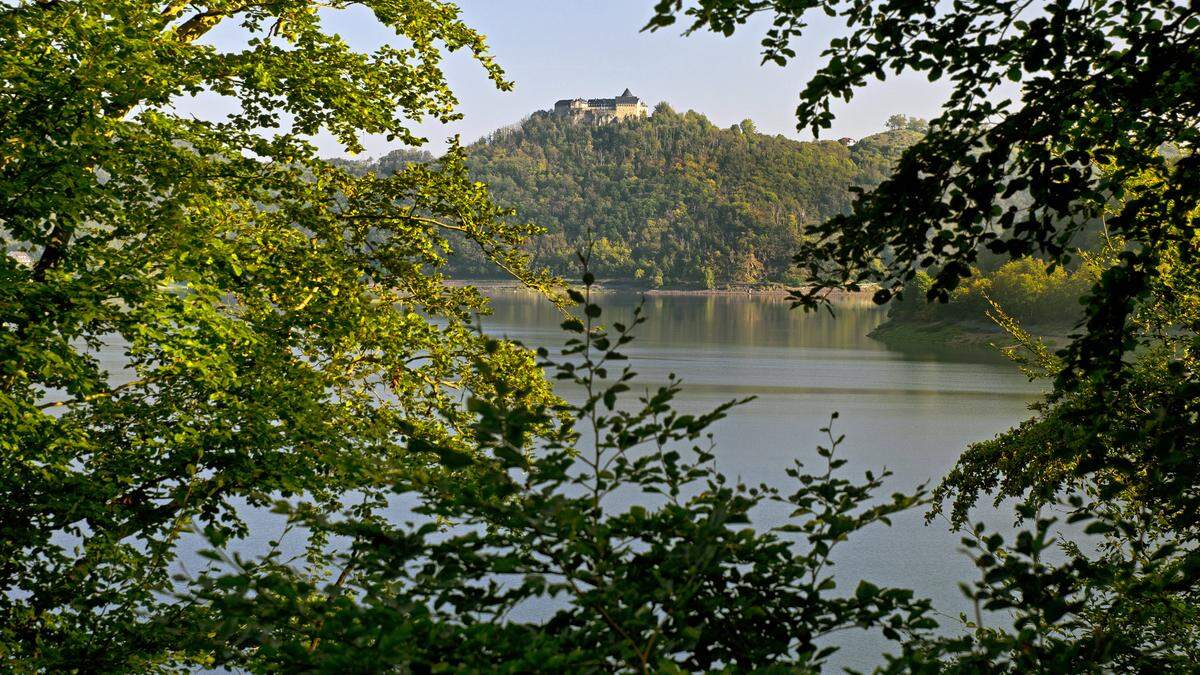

{"left": 92, "top": 291, "right": 1041, "bottom": 671}
{"left": 482, "top": 291, "right": 1043, "bottom": 670}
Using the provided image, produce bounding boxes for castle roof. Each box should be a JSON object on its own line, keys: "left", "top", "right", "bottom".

{"left": 621, "top": 88, "right": 633, "bottom": 97}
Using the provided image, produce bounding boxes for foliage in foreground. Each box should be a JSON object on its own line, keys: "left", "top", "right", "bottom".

{"left": 649, "top": 0, "right": 1200, "bottom": 669}
{"left": 187, "top": 278, "right": 935, "bottom": 672}
{"left": 923, "top": 227, "right": 1200, "bottom": 670}
{"left": 0, "top": 1, "right": 556, "bottom": 669}
{"left": 177, "top": 278, "right": 1197, "bottom": 673}
{"left": 4, "top": 0, "right": 1199, "bottom": 670}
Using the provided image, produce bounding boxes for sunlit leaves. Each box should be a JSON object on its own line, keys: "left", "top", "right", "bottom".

{"left": 0, "top": 1, "right": 551, "bottom": 669}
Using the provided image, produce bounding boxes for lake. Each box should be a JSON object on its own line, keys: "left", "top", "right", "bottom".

{"left": 93, "top": 289, "right": 1042, "bottom": 670}
{"left": 480, "top": 290, "right": 1043, "bottom": 670}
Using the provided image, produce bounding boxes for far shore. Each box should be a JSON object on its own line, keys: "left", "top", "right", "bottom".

{"left": 445, "top": 278, "right": 880, "bottom": 301}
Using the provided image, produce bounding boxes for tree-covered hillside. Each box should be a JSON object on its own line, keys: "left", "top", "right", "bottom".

{"left": 353, "top": 107, "right": 920, "bottom": 287}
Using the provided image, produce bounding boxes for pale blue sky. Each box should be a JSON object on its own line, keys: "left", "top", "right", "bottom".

{"left": 192, "top": 1, "right": 954, "bottom": 158}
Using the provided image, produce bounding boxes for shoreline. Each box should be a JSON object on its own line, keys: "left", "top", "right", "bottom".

{"left": 445, "top": 278, "right": 879, "bottom": 301}
{"left": 867, "top": 319, "right": 1072, "bottom": 355}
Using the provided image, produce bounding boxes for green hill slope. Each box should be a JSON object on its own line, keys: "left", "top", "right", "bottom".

{"left": 354, "top": 107, "right": 920, "bottom": 287}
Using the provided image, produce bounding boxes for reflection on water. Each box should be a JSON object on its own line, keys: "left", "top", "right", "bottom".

{"left": 481, "top": 290, "right": 1036, "bottom": 399}
{"left": 486, "top": 291, "right": 889, "bottom": 352}
{"left": 479, "top": 290, "right": 1044, "bottom": 670}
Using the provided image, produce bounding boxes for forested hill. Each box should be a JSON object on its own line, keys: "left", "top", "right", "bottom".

{"left": 353, "top": 105, "right": 921, "bottom": 287}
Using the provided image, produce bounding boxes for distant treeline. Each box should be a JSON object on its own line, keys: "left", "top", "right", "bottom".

{"left": 890, "top": 256, "right": 1105, "bottom": 331}
{"left": 342, "top": 105, "right": 921, "bottom": 287}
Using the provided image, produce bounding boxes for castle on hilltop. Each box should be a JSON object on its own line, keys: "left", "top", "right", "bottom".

{"left": 553, "top": 88, "right": 648, "bottom": 122}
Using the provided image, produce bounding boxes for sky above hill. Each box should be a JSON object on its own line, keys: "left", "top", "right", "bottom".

{"left": 188, "top": 1, "right": 955, "bottom": 158}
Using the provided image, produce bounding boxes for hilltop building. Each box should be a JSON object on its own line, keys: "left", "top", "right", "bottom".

{"left": 553, "top": 88, "right": 648, "bottom": 122}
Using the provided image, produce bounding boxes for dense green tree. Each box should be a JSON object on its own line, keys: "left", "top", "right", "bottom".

{"left": 0, "top": 1, "right": 555, "bottom": 669}
{"left": 884, "top": 115, "right": 928, "bottom": 134}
